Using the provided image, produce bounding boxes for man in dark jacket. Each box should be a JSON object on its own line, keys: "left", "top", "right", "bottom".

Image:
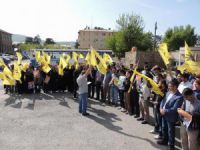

{"left": 158, "top": 79, "right": 183, "bottom": 150}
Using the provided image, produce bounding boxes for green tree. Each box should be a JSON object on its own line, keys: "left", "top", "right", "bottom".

{"left": 75, "top": 40, "right": 80, "bottom": 49}
{"left": 33, "top": 35, "right": 42, "bottom": 44}
{"left": 105, "top": 13, "right": 153, "bottom": 57}
{"left": 25, "top": 37, "right": 33, "bottom": 44}
{"left": 163, "top": 25, "right": 197, "bottom": 51}
{"left": 45, "top": 38, "right": 55, "bottom": 45}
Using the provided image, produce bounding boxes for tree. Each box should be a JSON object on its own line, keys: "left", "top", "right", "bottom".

{"left": 105, "top": 13, "right": 153, "bottom": 57}
{"left": 25, "top": 37, "right": 33, "bottom": 44}
{"left": 33, "top": 35, "right": 42, "bottom": 44}
{"left": 75, "top": 40, "right": 80, "bottom": 49}
{"left": 163, "top": 25, "right": 197, "bottom": 51}
{"left": 45, "top": 38, "right": 55, "bottom": 45}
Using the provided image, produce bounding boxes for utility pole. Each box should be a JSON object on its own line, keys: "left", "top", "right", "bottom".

{"left": 154, "top": 22, "right": 157, "bottom": 51}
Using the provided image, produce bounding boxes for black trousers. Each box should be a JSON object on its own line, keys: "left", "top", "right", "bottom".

{"left": 132, "top": 90, "right": 140, "bottom": 116}
{"left": 88, "top": 83, "right": 95, "bottom": 98}
{"left": 95, "top": 82, "right": 103, "bottom": 100}
{"left": 119, "top": 90, "right": 125, "bottom": 108}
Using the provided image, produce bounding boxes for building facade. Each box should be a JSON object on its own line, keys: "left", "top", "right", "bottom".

{"left": 0, "top": 29, "right": 12, "bottom": 54}
{"left": 78, "top": 27, "right": 115, "bottom": 49}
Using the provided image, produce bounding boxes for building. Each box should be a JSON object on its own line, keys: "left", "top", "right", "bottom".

{"left": 196, "top": 35, "right": 200, "bottom": 46}
{"left": 0, "top": 29, "right": 12, "bottom": 54}
{"left": 78, "top": 27, "right": 115, "bottom": 49}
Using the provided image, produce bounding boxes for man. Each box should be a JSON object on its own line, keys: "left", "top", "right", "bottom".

{"left": 109, "top": 66, "right": 119, "bottom": 106}
{"left": 193, "top": 79, "right": 200, "bottom": 99}
{"left": 102, "top": 65, "right": 112, "bottom": 104}
{"left": 77, "top": 65, "right": 92, "bottom": 116}
{"left": 95, "top": 70, "right": 104, "bottom": 101}
{"left": 178, "top": 73, "right": 193, "bottom": 94}
{"left": 178, "top": 88, "right": 200, "bottom": 150}
{"left": 158, "top": 79, "right": 183, "bottom": 150}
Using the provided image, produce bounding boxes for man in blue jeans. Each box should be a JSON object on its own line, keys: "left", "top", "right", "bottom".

{"left": 77, "top": 65, "right": 92, "bottom": 116}
{"left": 158, "top": 79, "right": 183, "bottom": 150}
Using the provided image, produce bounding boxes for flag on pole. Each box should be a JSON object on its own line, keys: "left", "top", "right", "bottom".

{"left": 85, "top": 53, "right": 91, "bottom": 65}
{"left": 16, "top": 52, "right": 23, "bottom": 65}
{"left": 158, "top": 43, "right": 171, "bottom": 66}
{"left": 134, "top": 70, "right": 164, "bottom": 96}
{"left": 13, "top": 62, "right": 22, "bottom": 81}
{"left": 91, "top": 48, "right": 97, "bottom": 66}
{"left": 185, "top": 41, "right": 193, "bottom": 62}
{"left": 103, "top": 53, "right": 113, "bottom": 64}
{"left": 3, "top": 67, "right": 15, "bottom": 85}
{"left": 58, "top": 56, "right": 67, "bottom": 76}
{"left": 35, "top": 51, "right": 41, "bottom": 62}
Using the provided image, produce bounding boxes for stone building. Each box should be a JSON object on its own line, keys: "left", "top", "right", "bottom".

{"left": 0, "top": 29, "right": 12, "bottom": 54}
{"left": 78, "top": 27, "right": 115, "bottom": 49}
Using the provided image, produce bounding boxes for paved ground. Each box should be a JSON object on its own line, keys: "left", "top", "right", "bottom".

{"left": 0, "top": 88, "right": 182, "bottom": 150}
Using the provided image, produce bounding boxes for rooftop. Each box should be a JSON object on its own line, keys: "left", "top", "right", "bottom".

{"left": 0, "top": 29, "right": 12, "bottom": 35}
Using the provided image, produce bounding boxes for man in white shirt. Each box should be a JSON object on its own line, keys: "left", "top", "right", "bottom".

{"left": 138, "top": 79, "right": 151, "bottom": 124}
{"left": 178, "top": 73, "right": 193, "bottom": 94}
{"left": 77, "top": 65, "right": 92, "bottom": 116}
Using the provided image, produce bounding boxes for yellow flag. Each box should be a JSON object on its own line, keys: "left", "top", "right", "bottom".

{"left": 3, "top": 67, "right": 15, "bottom": 85}
{"left": 103, "top": 53, "right": 113, "bottom": 64}
{"left": 58, "top": 57, "right": 67, "bottom": 75}
{"left": 135, "top": 70, "right": 164, "bottom": 96}
{"left": 185, "top": 41, "right": 193, "bottom": 62}
{"left": 95, "top": 51, "right": 107, "bottom": 75}
{"left": 22, "top": 63, "right": 29, "bottom": 72}
{"left": 158, "top": 43, "right": 171, "bottom": 66}
{"left": 42, "top": 51, "right": 51, "bottom": 64}
{"left": 128, "top": 68, "right": 137, "bottom": 93}
{"left": 13, "top": 62, "right": 21, "bottom": 81}
{"left": 91, "top": 48, "right": 97, "bottom": 66}
{"left": 85, "top": 53, "right": 91, "bottom": 65}
{"left": 35, "top": 51, "right": 41, "bottom": 62}
{"left": 79, "top": 53, "right": 84, "bottom": 59}
{"left": 42, "top": 64, "right": 51, "bottom": 73}
{"left": 178, "top": 60, "right": 200, "bottom": 75}
{"left": 130, "top": 68, "right": 137, "bottom": 83}
{"left": 0, "top": 72, "right": 3, "bottom": 79}
{"left": 64, "top": 54, "right": 71, "bottom": 64}
{"left": 72, "top": 52, "right": 78, "bottom": 62}
{"left": 16, "top": 52, "right": 22, "bottom": 65}
{"left": 177, "top": 63, "right": 188, "bottom": 74}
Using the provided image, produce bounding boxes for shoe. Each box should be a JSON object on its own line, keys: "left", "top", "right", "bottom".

{"left": 82, "top": 112, "right": 90, "bottom": 116}
{"left": 117, "top": 107, "right": 122, "bottom": 110}
{"left": 157, "top": 140, "right": 168, "bottom": 146}
{"left": 137, "top": 118, "right": 144, "bottom": 121}
{"left": 121, "top": 108, "right": 127, "bottom": 112}
{"left": 149, "top": 130, "right": 158, "bottom": 134}
{"left": 134, "top": 115, "right": 139, "bottom": 118}
{"left": 141, "top": 120, "right": 148, "bottom": 124}
{"left": 154, "top": 135, "right": 163, "bottom": 140}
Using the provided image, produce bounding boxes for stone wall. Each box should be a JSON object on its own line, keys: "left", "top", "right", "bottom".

{"left": 124, "top": 51, "right": 165, "bottom": 69}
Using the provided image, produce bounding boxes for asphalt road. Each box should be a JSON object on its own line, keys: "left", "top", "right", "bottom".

{"left": 0, "top": 91, "right": 181, "bottom": 150}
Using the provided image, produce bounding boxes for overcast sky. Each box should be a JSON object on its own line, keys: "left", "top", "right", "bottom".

{"left": 0, "top": 0, "right": 199, "bottom": 41}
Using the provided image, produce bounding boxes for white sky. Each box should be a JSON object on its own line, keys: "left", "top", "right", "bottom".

{"left": 0, "top": 0, "right": 199, "bottom": 41}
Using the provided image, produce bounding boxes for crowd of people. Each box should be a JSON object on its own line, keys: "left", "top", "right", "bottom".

{"left": 2, "top": 54, "right": 200, "bottom": 150}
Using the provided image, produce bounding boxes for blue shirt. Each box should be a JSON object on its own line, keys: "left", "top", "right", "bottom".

{"left": 194, "top": 90, "right": 200, "bottom": 100}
